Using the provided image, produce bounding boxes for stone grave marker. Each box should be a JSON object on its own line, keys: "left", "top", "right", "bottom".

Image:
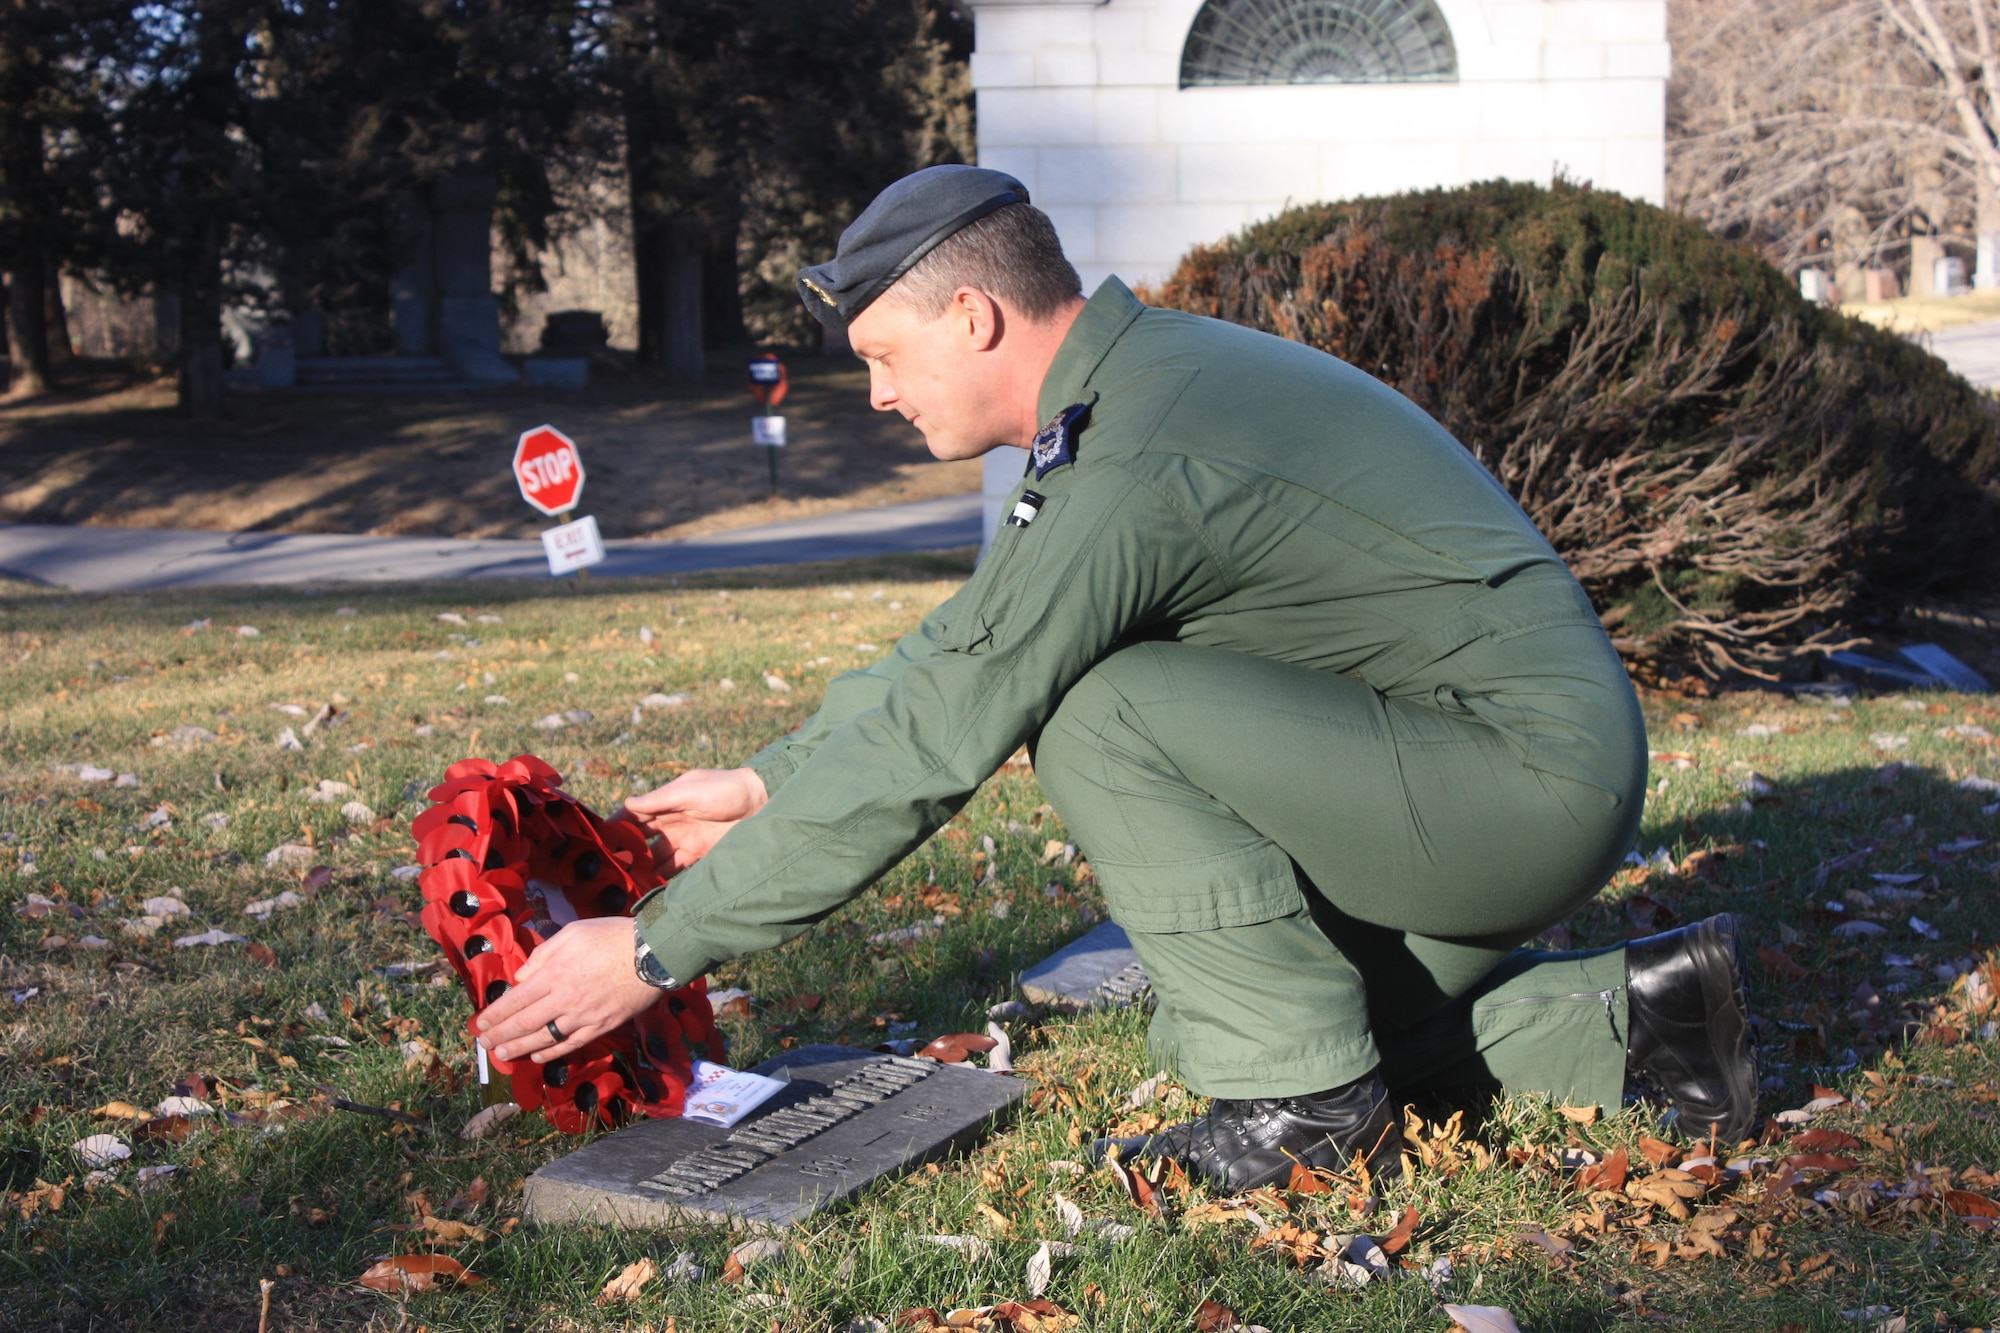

{"left": 1019, "top": 920, "right": 1152, "bottom": 1011}
{"left": 522, "top": 1045, "right": 1027, "bottom": 1229}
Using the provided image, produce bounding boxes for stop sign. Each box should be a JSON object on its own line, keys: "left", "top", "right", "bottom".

{"left": 513, "top": 425, "right": 585, "bottom": 516}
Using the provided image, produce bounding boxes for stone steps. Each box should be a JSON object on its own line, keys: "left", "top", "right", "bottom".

{"left": 294, "top": 356, "right": 476, "bottom": 389}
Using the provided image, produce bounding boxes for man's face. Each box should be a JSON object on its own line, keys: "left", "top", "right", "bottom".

{"left": 846, "top": 292, "right": 1011, "bottom": 461}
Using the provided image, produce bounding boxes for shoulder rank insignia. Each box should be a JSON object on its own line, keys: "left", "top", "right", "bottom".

{"left": 1030, "top": 402, "right": 1090, "bottom": 480}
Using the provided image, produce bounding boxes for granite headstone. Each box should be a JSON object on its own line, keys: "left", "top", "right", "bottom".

{"left": 1018, "top": 920, "right": 1152, "bottom": 1011}
{"left": 522, "top": 1044, "right": 1028, "bottom": 1229}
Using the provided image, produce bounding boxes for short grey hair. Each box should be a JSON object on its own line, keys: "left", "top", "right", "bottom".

{"left": 883, "top": 202, "right": 1082, "bottom": 323}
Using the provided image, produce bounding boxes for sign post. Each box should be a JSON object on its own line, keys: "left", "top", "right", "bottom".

{"left": 747, "top": 354, "right": 788, "bottom": 499}
{"left": 513, "top": 424, "right": 604, "bottom": 577}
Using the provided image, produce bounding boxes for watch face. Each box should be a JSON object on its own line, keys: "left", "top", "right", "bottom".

{"left": 636, "top": 944, "right": 675, "bottom": 988}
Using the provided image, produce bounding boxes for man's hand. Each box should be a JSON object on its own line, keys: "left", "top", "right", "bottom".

{"left": 618, "top": 766, "right": 768, "bottom": 874}
{"left": 472, "top": 916, "right": 658, "bottom": 1064}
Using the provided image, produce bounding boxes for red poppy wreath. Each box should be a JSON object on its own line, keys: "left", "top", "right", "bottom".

{"left": 411, "top": 755, "right": 719, "bottom": 1133}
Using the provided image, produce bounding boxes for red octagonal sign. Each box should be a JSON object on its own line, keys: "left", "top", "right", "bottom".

{"left": 513, "top": 424, "right": 585, "bottom": 517}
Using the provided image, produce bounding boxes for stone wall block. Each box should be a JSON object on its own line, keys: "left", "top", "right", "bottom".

{"left": 1036, "top": 145, "right": 1177, "bottom": 204}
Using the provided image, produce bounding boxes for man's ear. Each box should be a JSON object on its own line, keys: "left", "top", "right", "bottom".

{"left": 950, "top": 287, "right": 1004, "bottom": 351}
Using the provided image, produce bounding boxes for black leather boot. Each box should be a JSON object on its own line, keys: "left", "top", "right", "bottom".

{"left": 1625, "top": 912, "right": 1758, "bottom": 1145}
{"left": 1092, "top": 1071, "right": 1402, "bottom": 1193}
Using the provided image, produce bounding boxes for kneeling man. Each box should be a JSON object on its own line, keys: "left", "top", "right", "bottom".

{"left": 475, "top": 166, "right": 1758, "bottom": 1191}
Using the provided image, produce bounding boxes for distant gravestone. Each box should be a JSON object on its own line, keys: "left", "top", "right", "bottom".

{"left": 1019, "top": 920, "right": 1152, "bottom": 1011}
{"left": 522, "top": 1045, "right": 1028, "bottom": 1229}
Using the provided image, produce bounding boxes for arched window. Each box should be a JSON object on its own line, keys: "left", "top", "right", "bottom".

{"left": 1180, "top": 0, "right": 1459, "bottom": 88}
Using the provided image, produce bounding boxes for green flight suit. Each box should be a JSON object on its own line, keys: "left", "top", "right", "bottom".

{"left": 635, "top": 277, "right": 1650, "bottom": 1111}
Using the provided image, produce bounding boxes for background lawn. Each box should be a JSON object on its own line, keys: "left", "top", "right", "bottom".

{"left": 3, "top": 560, "right": 2000, "bottom": 1331}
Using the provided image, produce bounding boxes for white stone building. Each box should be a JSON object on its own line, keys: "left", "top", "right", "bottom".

{"left": 969, "top": 0, "right": 1670, "bottom": 541}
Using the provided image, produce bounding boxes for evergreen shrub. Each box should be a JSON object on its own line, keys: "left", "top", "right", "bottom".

{"left": 1145, "top": 180, "right": 2000, "bottom": 679}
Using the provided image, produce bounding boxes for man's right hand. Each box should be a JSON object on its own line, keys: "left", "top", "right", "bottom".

{"left": 619, "top": 766, "right": 768, "bottom": 874}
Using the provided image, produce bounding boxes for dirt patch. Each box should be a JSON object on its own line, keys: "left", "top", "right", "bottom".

{"left": 0, "top": 357, "right": 978, "bottom": 540}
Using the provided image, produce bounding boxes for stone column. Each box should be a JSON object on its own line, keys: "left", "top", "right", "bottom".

{"left": 429, "top": 175, "right": 519, "bottom": 383}
{"left": 392, "top": 196, "right": 434, "bottom": 356}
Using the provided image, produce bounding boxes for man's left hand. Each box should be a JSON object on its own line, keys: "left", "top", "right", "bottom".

{"left": 472, "top": 916, "right": 660, "bottom": 1064}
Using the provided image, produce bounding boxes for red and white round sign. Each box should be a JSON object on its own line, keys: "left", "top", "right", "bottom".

{"left": 513, "top": 425, "right": 585, "bottom": 516}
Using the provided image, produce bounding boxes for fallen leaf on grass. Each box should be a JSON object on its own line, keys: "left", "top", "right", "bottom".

{"left": 722, "top": 1235, "right": 785, "bottom": 1283}
{"left": 1779, "top": 1153, "right": 1859, "bottom": 1172}
{"left": 1052, "top": 1192, "right": 1084, "bottom": 1237}
{"left": 597, "top": 1256, "right": 657, "bottom": 1305}
{"left": 1025, "top": 1241, "right": 1052, "bottom": 1298}
{"left": 1193, "top": 1299, "right": 1239, "bottom": 1331}
{"left": 918, "top": 1032, "right": 999, "bottom": 1064}
{"left": 243, "top": 942, "right": 280, "bottom": 969}
{"left": 419, "top": 1215, "right": 490, "bottom": 1242}
{"left": 91, "top": 1101, "right": 147, "bottom": 1121}
{"left": 1557, "top": 1104, "right": 1599, "bottom": 1125}
{"left": 175, "top": 929, "right": 248, "bottom": 948}
{"left": 1788, "top": 1129, "right": 1861, "bottom": 1153}
{"left": 356, "top": 1254, "right": 482, "bottom": 1292}
{"left": 1945, "top": 1189, "right": 2000, "bottom": 1221}
{"left": 459, "top": 1102, "right": 520, "bottom": 1140}
{"left": 1758, "top": 947, "right": 1809, "bottom": 981}
{"left": 1444, "top": 1306, "right": 1524, "bottom": 1333}
{"left": 135, "top": 1115, "right": 197, "bottom": 1142}
{"left": 1286, "top": 1163, "right": 1331, "bottom": 1195}
{"left": 1576, "top": 1146, "right": 1629, "bottom": 1194}
{"left": 1378, "top": 1205, "right": 1421, "bottom": 1255}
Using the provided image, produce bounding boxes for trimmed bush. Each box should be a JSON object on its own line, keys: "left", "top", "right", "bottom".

{"left": 1145, "top": 180, "right": 2000, "bottom": 680}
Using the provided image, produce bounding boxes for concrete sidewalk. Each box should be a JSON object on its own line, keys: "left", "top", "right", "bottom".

{"left": 0, "top": 494, "right": 981, "bottom": 592}
{"left": 1917, "top": 318, "right": 2000, "bottom": 390}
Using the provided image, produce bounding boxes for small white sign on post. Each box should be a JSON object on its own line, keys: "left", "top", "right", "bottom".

{"left": 751, "top": 415, "right": 787, "bottom": 447}
{"left": 541, "top": 514, "right": 605, "bottom": 576}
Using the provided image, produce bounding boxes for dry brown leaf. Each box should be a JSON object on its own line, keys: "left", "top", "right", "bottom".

{"left": 1378, "top": 1205, "right": 1420, "bottom": 1255}
{"left": 1757, "top": 947, "right": 1809, "bottom": 981}
{"left": 91, "top": 1101, "right": 147, "bottom": 1121}
{"left": 1193, "top": 1298, "right": 1239, "bottom": 1331}
{"left": 419, "top": 1215, "right": 490, "bottom": 1242}
{"left": 356, "top": 1253, "right": 481, "bottom": 1293}
{"left": 1556, "top": 1105, "right": 1599, "bottom": 1125}
{"left": 976, "top": 1201, "right": 1015, "bottom": 1235}
{"left": 1779, "top": 1153, "right": 1859, "bottom": 1173}
{"left": 445, "top": 1176, "right": 489, "bottom": 1212}
{"left": 1286, "top": 1163, "right": 1332, "bottom": 1195}
{"left": 918, "top": 1033, "right": 999, "bottom": 1063}
{"left": 243, "top": 941, "right": 280, "bottom": 969}
{"left": 1636, "top": 1136, "right": 1681, "bottom": 1168}
{"left": 1945, "top": 1189, "right": 2000, "bottom": 1221}
{"left": 597, "top": 1256, "right": 657, "bottom": 1305}
{"left": 1576, "top": 1146, "right": 1629, "bottom": 1194}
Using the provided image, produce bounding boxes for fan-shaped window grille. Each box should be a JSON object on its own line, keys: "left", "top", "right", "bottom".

{"left": 1180, "top": 0, "right": 1459, "bottom": 87}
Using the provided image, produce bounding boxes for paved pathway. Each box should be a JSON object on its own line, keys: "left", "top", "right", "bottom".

{"left": 0, "top": 494, "right": 981, "bottom": 592}
{"left": 1913, "top": 318, "right": 2000, "bottom": 389}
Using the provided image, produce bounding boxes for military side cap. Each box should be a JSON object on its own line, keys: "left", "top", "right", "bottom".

{"left": 797, "top": 165, "right": 1030, "bottom": 331}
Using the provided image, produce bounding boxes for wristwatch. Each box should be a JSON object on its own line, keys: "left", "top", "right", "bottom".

{"left": 634, "top": 936, "right": 680, "bottom": 990}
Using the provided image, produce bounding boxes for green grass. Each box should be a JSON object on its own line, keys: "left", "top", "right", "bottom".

{"left": 4, "top": 563, "right": 2000, "bottom": 1331}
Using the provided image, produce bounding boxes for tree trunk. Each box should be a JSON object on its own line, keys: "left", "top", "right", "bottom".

{"left": 44, "top": 275, "right": 71, "bottom": 362}
{"left": 1979, "top": 171, "right": 2000, "bottom": 290}
{"left": 702, "top": 210, "right": 743, "bottom": 349}
{"left": 659, "top": 219, "right": 705, "bottom": 381}
{"left": 5, "top": 258, "right": 52, "bottom": 397}
{"left": 178, "top": 222, "right": 226, "bottom": 417}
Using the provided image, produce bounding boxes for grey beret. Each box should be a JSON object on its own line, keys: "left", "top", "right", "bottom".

{"left": 797, "top": 165, "right": 1030, "bottom": 331}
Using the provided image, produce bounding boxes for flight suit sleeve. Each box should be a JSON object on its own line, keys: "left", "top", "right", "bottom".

{"left": 635, "top": 465, "right": 1224, "bottom": 983}
{"left": 743, "top": 616, "right": 948, "bottom": 797}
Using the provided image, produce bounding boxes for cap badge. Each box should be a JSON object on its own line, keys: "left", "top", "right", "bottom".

{"left": 1031, "top": 403, "right": 1090, "bottom": 480}
{"left": 800, "top": 274, "right": 836, "bottom": 306}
